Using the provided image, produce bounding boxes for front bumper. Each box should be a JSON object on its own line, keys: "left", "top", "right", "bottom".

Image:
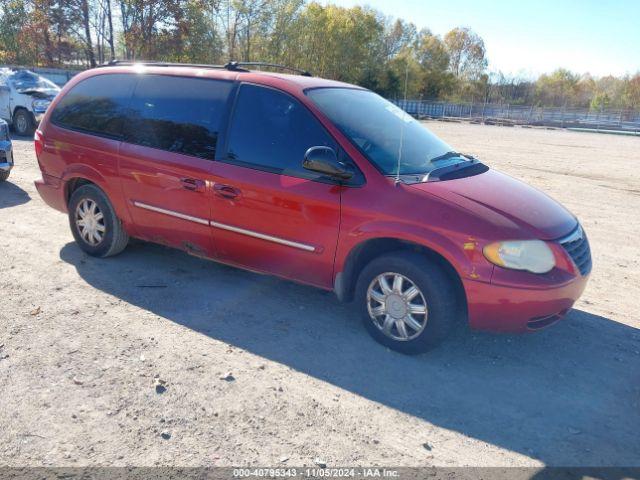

{"left": 0, "top": 141, "right": 13, "bottom": 172}
{"left": 464, "top": 273, "right": 589, "bottom": 333}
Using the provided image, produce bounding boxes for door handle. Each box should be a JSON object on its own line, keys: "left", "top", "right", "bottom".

{"left": 180, "top": 178, "right": 205, "bottom": 192}
{"left": 214, "top": 183, "right": 240, "bottom": 199}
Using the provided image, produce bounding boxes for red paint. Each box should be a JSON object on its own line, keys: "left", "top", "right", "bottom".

{"left": 35, "top": 65, "right": 590, "bottom": 332}
{"left": 409, "top": 169, "right": 577, "bottom": 240}
{"left": 118, "top": 142, "right": 216, "bottom": 256}
{"left": 208, "top": 161, "right": 341, "bottom": 287}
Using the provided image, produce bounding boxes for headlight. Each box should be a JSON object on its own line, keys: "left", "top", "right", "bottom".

{"left": 483, "top": 240, "right": 555, "bottom": 274}
{"left": 32, "top": 99, "right": 51, "bottom": 112}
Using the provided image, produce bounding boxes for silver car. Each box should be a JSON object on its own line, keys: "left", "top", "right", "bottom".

{"left": 0, "top": 119, "right": 13, "bottom": 181}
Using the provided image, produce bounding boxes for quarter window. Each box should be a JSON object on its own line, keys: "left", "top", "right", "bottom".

{"left": 124, "top": 75, "right": 232, "bottom": 160}
{"left": 225, "top": 84, "right": 336, "bottom": 177}
{"left": 50, "top": 74, "right": 136, "bottom": 138}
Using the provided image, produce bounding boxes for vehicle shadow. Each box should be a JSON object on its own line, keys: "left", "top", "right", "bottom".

{"left": 0, "top": 180, "right": 30, "bottom": 208}
{"left": 59, "top": 241, "right": 640, "bottom": 467}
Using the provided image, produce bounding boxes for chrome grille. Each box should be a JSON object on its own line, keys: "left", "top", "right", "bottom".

{"left": 559, "top": 226, "right": 592, "bottom": 276}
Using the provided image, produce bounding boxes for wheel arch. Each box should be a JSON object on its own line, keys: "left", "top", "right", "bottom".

{"left": 12, "top": 105, "right": 30, "bottom": 118}
{"left": 66, "top": 176, "right": 131, "bottom": 258}
{"left": 63, "top": 169, "right": 136, "bottom": 237}
{"left": 62, "top": 165, "right": 110, "bottom": 207}
{"left": 334, "top": 237, "right": 467, "bottom": 313}
{"left": 11, "top": 106, "right": 35, "bottom": 130}
{"left": 65, "top": 177, "right": 96, "bottom": 205}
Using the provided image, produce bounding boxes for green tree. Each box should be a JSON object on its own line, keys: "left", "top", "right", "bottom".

{"left": 285, "top": 3, "right": 383, "bottom": 83}
{"left": 535, "top": 68, "right": 579, "bottom": 107}
{"left": 590, "top": 92, "right": 610, "bottom": 111}
{"left": 0, "top": 0, "right": 29, "bottom": 64}
{"left": 414, "top": 29, "right": 453, "bottom": 99}
{"left": 622, "top": 74, "right": 640, "bottom": 110}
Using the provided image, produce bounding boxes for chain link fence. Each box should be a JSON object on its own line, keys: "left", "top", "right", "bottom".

{"left": 394, "top": 100, "right": 640, "bottom": 134}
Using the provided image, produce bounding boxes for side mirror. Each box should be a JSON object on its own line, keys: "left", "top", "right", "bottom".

{"left": 303, "top": 146, "right": 353, "bottom": 180}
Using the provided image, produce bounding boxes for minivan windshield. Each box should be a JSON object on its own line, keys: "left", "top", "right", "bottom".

{"left": 307, "top": 88, "right": 463, "bottom": 176}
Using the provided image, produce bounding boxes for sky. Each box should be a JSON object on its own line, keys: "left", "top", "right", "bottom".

{"left": 320, "top": 0, "right": 640, "bottom": 78}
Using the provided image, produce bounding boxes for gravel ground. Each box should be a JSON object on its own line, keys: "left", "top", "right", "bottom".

{"left": 0, "top": 122, "right": 639, "bottom": 468}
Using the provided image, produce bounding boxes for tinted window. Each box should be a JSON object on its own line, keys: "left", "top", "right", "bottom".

{"left": 51, "top": 74, "right": 136, "bottom": 137}
{"left": 226, "top": 84, "right": 336, "bottom": 176}
{"left": 125, "top": 75, "right": 232, "bottom": 160}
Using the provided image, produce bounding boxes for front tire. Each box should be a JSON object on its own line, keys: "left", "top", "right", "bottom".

{"left": 68, "top": 184, "right": 129, "bottom": 257}
{"left": 13, "top": 109, "right": 34, "bottom": 136}
{"left": 355, "top": 251, "right": 459, "bottom": 354}
{"left": 0, "top": 170, "right": 9, "bottom": 182}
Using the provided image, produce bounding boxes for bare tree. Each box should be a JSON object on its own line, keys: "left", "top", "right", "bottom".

{"left": 80, "top": 0, "right": 96, "bottom": 66}
{"left": 106, "top": 0, "right": 115, "bottom": 59}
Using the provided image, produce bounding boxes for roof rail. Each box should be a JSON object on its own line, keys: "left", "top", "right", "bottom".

{"left": 224, "top": 61, "right": 312, "bottom": 77}
{"left": 99, "top": 59, "right": 311, "bottom": 76}
{"left": 98, "top": 59, "right": 246, "bottom": 71}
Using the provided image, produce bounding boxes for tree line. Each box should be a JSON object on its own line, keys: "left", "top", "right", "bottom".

{"left": 1, "top": 0, "right": 639, "bottom": 110}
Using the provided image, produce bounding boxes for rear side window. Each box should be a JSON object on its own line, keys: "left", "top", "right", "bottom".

{"left": 124, "top": 75, "right": 233, "bottom": 160}
{"left": 225, "top": 84, "right": 336, "bottom": 177}
{"left": 51, "top": 74, "right": 136, "bottom": 138}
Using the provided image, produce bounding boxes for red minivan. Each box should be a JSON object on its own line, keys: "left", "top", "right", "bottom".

{"left": 34, "top": 61, "right": 591, "bottom": 353}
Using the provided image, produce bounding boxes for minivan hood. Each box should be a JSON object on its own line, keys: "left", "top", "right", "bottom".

{"left": 408, "top": 169, "right": 577, "bottom": 240}
{"left": 17, "top": 87, "right": 58, "bottom": 99}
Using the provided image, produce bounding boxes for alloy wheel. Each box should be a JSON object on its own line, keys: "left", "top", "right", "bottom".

{"left": 366, "top": 272, "right": 428, "bottom": 341}
{"left": 75, "top": 198, "right": 106, "bottom": 246}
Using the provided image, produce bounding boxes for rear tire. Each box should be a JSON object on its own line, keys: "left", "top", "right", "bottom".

{"left": 0, "top": 170, "right": 9, "bottom": 182}
{"left": 355, "top": 251, "right": 459, "bottom": 354}
{"left": 13, "top": 109, "right": 34, "bottom": 136}
{"left": 68, "top": 184, "right": 129, "bottom": 257}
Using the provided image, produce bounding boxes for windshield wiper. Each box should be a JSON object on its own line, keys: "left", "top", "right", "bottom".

{"left": 385, "top": 152, "right": 479, "bottom": 182}
{"left": 425, "top": 157, "right": 487, "bottom": 182}
{"left": 430, "top": 151, "right": 475, "bottom": 163}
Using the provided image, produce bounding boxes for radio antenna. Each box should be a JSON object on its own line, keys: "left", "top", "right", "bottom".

{"left": 395, "top": 59, "right": 410, "bottom": 185}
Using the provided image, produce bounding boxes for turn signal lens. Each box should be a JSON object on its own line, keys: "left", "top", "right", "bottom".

{"left": 483, "top": 240, "right": 555, "bottom": 274}
{"left": 34, "top": 129, "right": 44, "bottom": 159}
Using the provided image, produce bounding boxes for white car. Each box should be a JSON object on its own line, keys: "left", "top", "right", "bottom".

{"left": 0, "top": 68, "right": 60, "bottom": 136}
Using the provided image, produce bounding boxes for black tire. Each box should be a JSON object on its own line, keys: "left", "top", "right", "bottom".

{"left": 0, "top": 170, "right": 9, "bottom": 182}
{"left": 355, "top": 251, "right": 459, "bottom": 354}
{"left": 13, "top": 109, "right": 34, "bottom": 136}
{"left": 68, "top": 184, "right": 129, "bottom": 257}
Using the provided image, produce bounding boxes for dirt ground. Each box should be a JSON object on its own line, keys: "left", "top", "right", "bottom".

{"left": 1, "top": 122, "right": 639, "bottom": 468}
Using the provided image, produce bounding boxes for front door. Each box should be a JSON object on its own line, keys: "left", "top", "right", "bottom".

{"left": 118, "top": 74, "right": 234, "bottom": 257}
{"left": 0, "top": 78, "right": 11, "bottom": 122}
{"left": 210, "top": 83, "right": 344, "bottom": 288}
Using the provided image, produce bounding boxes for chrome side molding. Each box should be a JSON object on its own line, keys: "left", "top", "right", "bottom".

{"left": 209, "top": 220, "right": 316, "bottom": 252}
{"left": 133, "top": 201, "right": 316, "bottom": 252}
{"left": 133, "top": 201, "right": 210, "bottom": 226}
